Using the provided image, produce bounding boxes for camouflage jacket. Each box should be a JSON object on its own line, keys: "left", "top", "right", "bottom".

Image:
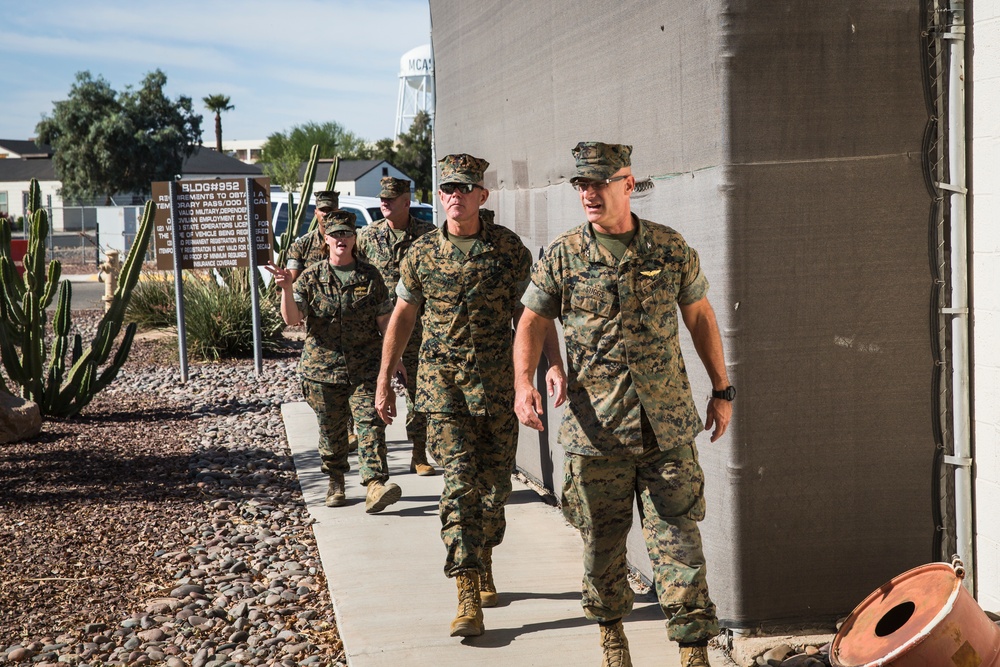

{"left": 397, "top": 218, "right": 532, "bottom": 415}
{"left": 285, "top": 228, "right": 328, "bottom": 272}
{"left": 356, "top": 215, "right": 437, "bottom": 299}
{"left": 521, "top": 216, "right": 709, "bottom": 456}
{"left": 357, "top": 214, "right": 436, "bottom": 365}
{"left": 293, "top": 260, "right": 393, "bottom": 385}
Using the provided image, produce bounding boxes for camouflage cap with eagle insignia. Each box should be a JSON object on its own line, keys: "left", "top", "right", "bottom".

{"left": 438, "top": 153, "right": 489, "bottom": 185}
{"left": 315, "top": 190, "right": 340, "bottom": 212}
{"left": 325, "top": 210, "right": 356, "bottom": 234}
{"left": 571, "top": 142, "right": 632, "bottom": 181}
{"left": 379, "top": 177, "right": 411, "bottom": 198}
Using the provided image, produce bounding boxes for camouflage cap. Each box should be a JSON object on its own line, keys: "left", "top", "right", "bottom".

{"left": 379, "top": 177, "right": 411, "bottom": 199}
{"left": 324, "top": 210, "right": 356, "bottom": 234}
{"left": 438, "top": 153, "right": 489, "bottom": 186}
{"left": 570, "top": 142, "right": 633, "bottom": 181}
{"left": 315, "top": 190, "right": 340, "bottom": 211}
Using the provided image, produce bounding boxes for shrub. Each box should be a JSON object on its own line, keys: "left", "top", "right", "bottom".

{"left": 126, "top": 272, "right": 176, "bottom": 329}
{"left": 126, "top": 269, "right": 285, "bottom": 360}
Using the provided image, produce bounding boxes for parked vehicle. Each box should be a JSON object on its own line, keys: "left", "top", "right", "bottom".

{"left": 269, "top": 192, "right": 434, "bottom": 241}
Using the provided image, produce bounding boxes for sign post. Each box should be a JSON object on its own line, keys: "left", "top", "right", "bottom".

{"left": 152, "top": 178, "right": 272, "bottom": 380}
{"left": 245, "top": 177, "right": 263, "bottom": 376}
{"left": 167, "top": 181, "right": 189, "bottom": 383}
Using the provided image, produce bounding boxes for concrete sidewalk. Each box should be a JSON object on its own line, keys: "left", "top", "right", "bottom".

{"left": 281, "top": 401, "right": 732, "bottom": 666}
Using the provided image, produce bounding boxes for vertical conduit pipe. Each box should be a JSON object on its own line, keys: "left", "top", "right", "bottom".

{"left": 429, "top": 28, "right": 438, "bottom": 223}
{"left": 945, "top": 0, "right": 973, "bottom": 593}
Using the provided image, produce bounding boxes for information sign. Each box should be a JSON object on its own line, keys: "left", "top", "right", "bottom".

{"left": 152, "top": 178, "right": 271, "bottom": 270}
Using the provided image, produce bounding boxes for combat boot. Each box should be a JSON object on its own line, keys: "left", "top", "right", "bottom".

{"left": 599, "top": 620, "right": 632, "bottom": 667}
{"left": 409, "top": 442, "right": 436, "bottom": 476}
{"left": 480, "top": 547, "right": 498, "bottom": 607}
{"left": 449, "top": 570, "right": 484, "bottom": 637}
{"left": 364, "top": 479, "right": 402, "bottom": 514}
{"left": 679, "top": 644, "right": 711, "bottom": 667}
{"left": 325, "top": 473, "right": 346, "bottom": 507}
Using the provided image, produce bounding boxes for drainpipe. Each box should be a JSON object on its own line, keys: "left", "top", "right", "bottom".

{"left": 942, "top": 0, "right": 973, "bottom": 594}
{"left": 429, "top": 30, "right": 438, "bottom": 221}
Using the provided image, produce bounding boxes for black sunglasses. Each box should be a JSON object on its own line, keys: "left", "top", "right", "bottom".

{"left": 569, "top": 175, "right": 629, "bottom": 192}
{"left": 440, "top": 183, "right": 482, "bottom": 195}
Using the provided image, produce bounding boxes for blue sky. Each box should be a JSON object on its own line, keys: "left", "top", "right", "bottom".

{"left": 0, "top": 0, "right": 431, "bottom": 144}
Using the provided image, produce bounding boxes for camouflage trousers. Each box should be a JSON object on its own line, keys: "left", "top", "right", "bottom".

{"left": 561, "top": 441, "right": 719, "bottom": 644}
{"left": 401, "top": 351, "right": 427, "bottom": 450}
{"left": 426, "top": 409, "right": 518, "bottom": 577}
{"left": 301, "top": 378, "right": 388, "bottom": 486}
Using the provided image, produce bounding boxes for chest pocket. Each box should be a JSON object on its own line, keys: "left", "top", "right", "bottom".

{"left": 570, "top": 287, "right": 616, "bottom": 319}
{"left": 348, "top": 285, "right": 374, "bottom": 311}
{"left": 636, "top": 274, "right": 677, "bottom": 308}
{"left": 635, "top": 273, "right": 678, "bottom": 334}
{"left": 468, "top": 263, "right": 514, "bottom": 301}
{"left": 310, "top": 289, "right": 342, "bottom": 321}
{"left": 422, "top": 265, "right": 464, "bottom": 305}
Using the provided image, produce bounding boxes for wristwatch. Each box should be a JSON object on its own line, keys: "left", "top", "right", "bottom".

{"left": 711, "top": 385, "right": 736, "bottom": 401}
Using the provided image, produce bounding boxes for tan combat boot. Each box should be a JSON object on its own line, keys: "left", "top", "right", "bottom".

{"left": 449, "top": 570, "right": 484, "bottom": 637}
{"left": 364, "top": 480, "right": 402, "bottom": 513}
{"left": 325, "top": 473, "right": 346, "bottom": 507}
{"left": 679, "top": 644, "right": 711, "bottom": 667}
{"left": 480, "top": 547, "right": 498, "bottom": 607}
{"left": 409, "top": 442, "right": 436, "bottom": 476}
{"left": 599, "top": 620, "right": 632, "bottom": 667}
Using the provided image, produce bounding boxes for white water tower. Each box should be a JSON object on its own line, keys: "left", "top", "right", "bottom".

{"left": 395, "top": 44, "right": 434, "bottom": 137}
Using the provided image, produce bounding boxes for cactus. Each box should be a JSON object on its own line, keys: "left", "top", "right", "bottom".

{"left": 271, "top": 146, "right": 339, "bottom": 273}
{"left": 0, "top": 178, "right": 155, "bottom": 418}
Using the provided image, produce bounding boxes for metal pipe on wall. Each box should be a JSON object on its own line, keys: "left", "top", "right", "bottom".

{"left": 945, "top": 0, "right": 973, "bottom": 594}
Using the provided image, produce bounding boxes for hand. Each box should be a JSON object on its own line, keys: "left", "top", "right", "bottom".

{"left": 545, "top": 365, "right": 567, "bottom": 408}
{"left": 264, "top": 263, "right": 293, "bottom": 290}
{"left": 376, "top": 372, "right": 397, "bottom": 425}
{"left": 704, "top": 397, "right": 732, "bottom": 443}
{"left": 515, "top": 381, "right": 546, "bottom": 431}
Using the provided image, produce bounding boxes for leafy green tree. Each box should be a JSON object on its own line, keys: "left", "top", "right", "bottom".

{"left": 259, "top": 121, "right": 369, "bottom": 192}
{"left": 393, "top": 111, "right": 433, "bottom": 202}
{"left": 363, "top": 137, "right": 397, "bottom": 163}
{"left": 36, "top": 70, "right": 201, "bottom": 203}
{"left": 203, "top": 94, "right": 234, "bottom": 153}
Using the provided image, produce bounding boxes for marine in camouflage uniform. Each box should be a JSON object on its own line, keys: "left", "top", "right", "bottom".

{"left": 285, "top": 191, "right": 360, "bottom": 450}
{"left": 514, "top": 142, "right": 734, "bottom": 667}
{"left": 375, "top": 154, "right": 532, "bottom": 638}
{"left": 356, "top": 177, "right": 437, "bottom": 475}
{"left": 269, "top": 210, "right": 402, "bottom": 513}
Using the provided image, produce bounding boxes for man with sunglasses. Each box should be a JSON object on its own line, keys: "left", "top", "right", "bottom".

{"left": 513, "top": 142, "right": 733, "bottom": 667}
{"left": 267, "top": 210, "right": 405, "bottom": 515}
{"left": 357, "top": 177, "right": 438, "bottom": 477}
{"left": 375, "top": 154, "right": 534, "bottom": 638}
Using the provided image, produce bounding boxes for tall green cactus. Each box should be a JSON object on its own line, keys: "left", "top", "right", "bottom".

{"left": 0, "top": 178, "right": 155, "bottom": 418}
{"left": 271, "top": 146, "right": 339, "bottom": 272}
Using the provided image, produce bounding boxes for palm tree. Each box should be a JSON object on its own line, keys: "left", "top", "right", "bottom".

{"left": 203, "top": 94, "right": 234, "bottom": 153}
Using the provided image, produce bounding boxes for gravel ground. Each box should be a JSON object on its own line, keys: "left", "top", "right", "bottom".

{"left": 0, "top": 312, "right": 345, "bottom": 666}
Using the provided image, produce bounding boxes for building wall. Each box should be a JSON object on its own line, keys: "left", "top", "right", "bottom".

{"left": 973, "top": 0, "right": 1000, "bottom": 612}
{"left": 431, "top": 0, "right": 933, "bottom": 629}
{"left": 0, "top": 179, "right": 66, "bottom": 230}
